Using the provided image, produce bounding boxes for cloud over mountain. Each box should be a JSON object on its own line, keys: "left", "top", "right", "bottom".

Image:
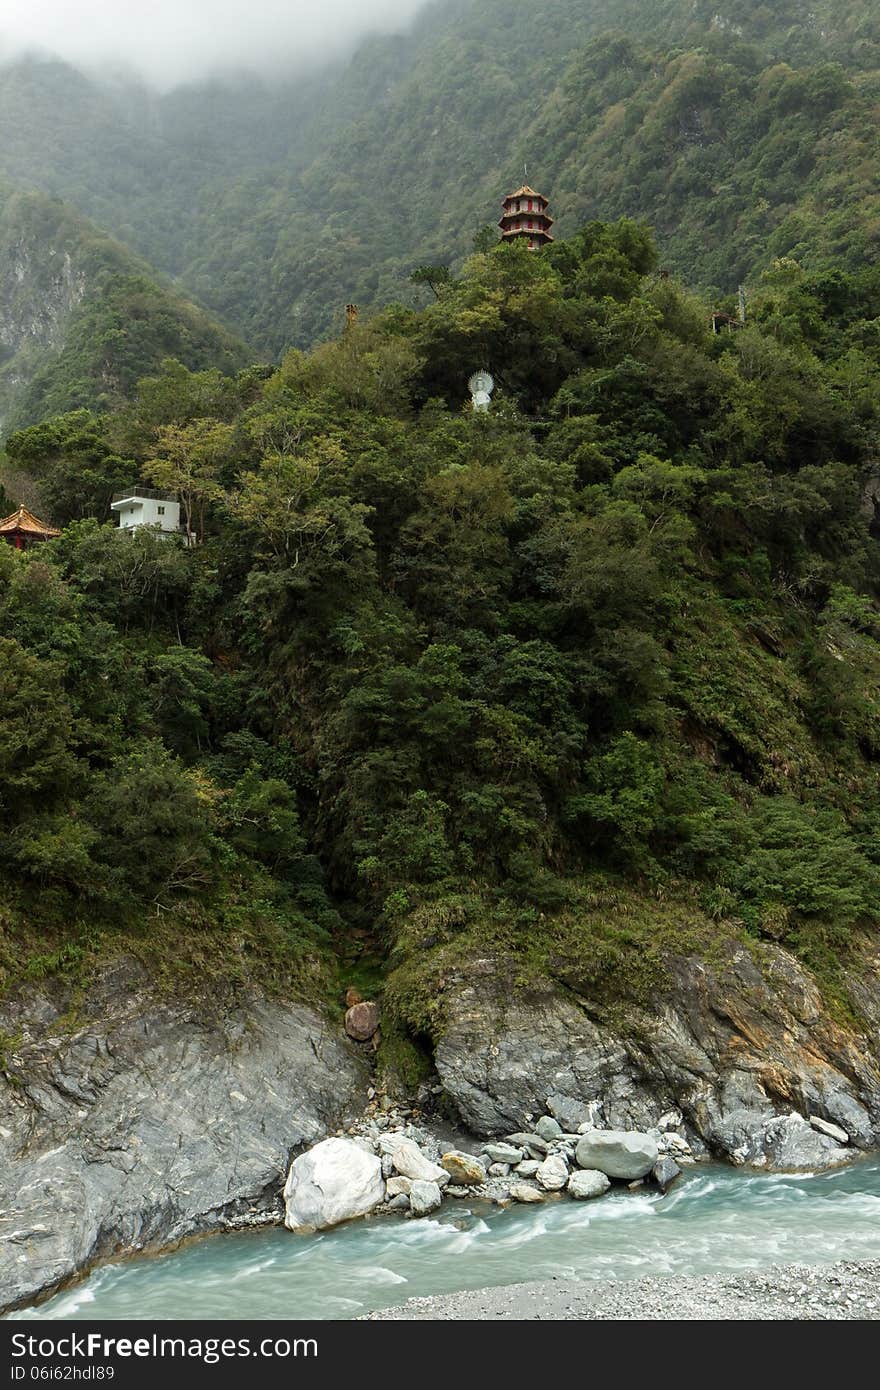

{"left": 0, "top": 0, "right": 431, "bottom": 89}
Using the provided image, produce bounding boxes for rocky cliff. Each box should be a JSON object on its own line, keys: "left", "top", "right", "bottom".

{"left": 0, "top": 188, "right": 246, "bottom": 436}
{"left": 434, "top": 938, "right": 880, "bottom": 1168}
{"left": 0, "top": 960, "right": 368, "bottom": 1312}
{"left": 4, "top": 934, "right": 880, "bottom": 1314}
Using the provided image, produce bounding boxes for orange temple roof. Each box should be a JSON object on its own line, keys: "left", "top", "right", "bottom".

{"left": 503, "top": 185, "right": 547, "bottom": 202}
{"left": 0, "top": 504, "right": 61, "bottom": 538}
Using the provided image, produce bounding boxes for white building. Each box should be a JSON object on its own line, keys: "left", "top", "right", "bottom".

{"left": 111, "top": 488, "right": 181, "bottom": 535}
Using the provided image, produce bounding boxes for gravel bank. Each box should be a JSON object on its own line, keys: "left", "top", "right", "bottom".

{"left": 365, "top": 1260, "right": 880, "bottom": 1320}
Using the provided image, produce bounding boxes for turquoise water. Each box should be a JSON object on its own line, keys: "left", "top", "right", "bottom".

{"left": 14, "top": 1160, "right": 880, "bottom": 1321}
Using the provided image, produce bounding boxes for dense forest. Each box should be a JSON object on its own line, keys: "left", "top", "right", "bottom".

{"left": 0, "top": 0, "right": 877, "bottom": 366}
{"left": 3, "top": 213, "right": 880, "bottom": 1063}
{"left": 0, "top": 189, "right": 248, "bottom": 434}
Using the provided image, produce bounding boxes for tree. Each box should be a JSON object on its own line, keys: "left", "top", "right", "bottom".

{"left": 410, "top": 265, "right": 452, "bottom": 299}
{"left": 143, "top": 418, "right": 234, "bottom": 543}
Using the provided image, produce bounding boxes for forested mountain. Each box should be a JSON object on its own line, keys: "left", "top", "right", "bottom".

{"left": 1, "top": 0, "right": 880, "bottom": 1056}
{"left": 0, "top": 188, "right": 247, "bottom": 434}
{"left": 0, "top": 0, "right": 877, "bottom": 358}
{"left": 3, "top": 218, "right": 880, "bottom": 1039}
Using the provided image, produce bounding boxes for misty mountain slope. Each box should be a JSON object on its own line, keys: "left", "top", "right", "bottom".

{"left": 0, "top": 0, "right": 877, "bottom": 357}
{"left": 0, "top": 188, "right": 248, "bottom": 433}
{"left": 178, "top": 0, "right": 879, "bottom": 351}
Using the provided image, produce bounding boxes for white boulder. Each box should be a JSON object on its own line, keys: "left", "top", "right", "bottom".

{"left": 567, "top": 1169, "right": 611, "bottom": 1200}
{"left": 409, "top": 1179, "right": 443, "bottom": 1216}
{"left": 535, "top": 1154, "right": 569, "bottom": 1191}
{"left": 380, "top": 1134, "right": 448, "bottom": 1184}
{"left": 284, "top": 1137, "right": 385, "bottom": 1232}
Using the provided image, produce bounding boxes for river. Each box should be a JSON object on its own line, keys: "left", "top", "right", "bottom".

{"left": 12, "top": 1159, "right": 880, "bottom": 1320}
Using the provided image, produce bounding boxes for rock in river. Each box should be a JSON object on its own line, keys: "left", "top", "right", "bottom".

{"left": 575, "top": 1130, "right": 658, "bottom": 1179}
{"left": 508, "top": 1182, "right": 545, "bottom": 1203}
{"left": 567, "top": 1169, "right": 611, "bottom": 1200}
{"left": 0, "top": 960, "right": 368, "bottom": 1313}
{"left": 409, "top": 1180, "right": 443, "bottom": 1216}
{"left": 652, "top": 1156, "right": 682, "bottom": 1192}
{"left": 284, "top": 1137, "right": 385, "bottom": 1232}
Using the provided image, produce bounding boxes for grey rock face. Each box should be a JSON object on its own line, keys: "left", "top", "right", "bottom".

{"left": 810, "top": 1116, "right": 850, "bottom": 1145}
{"left": 547, "top": 1095, "right": 597, "bottom": 1132}
{"left": 731, "top": 1113, "right": 850, "bottom": 1171}
{"left": 575, "top": 1131, "right": 659, "bottom": 1179}
{"left": 434, "top": 945, "right": 880, "bottom": 1168}
{"left": 0, "top": 961, "right": 368, "bottom": 1312}
{"left": 567, "top": 1169, "right": 611, "bottom": 1200}
{"left": 409, "top": 1180, "right": 442, "bottom": 1217}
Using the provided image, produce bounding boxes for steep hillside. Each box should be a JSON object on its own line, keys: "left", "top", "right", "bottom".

{"left": 0, "top": 1, "right": 877, "bottom": 355}
{"left": 3, "top": 217, "right": 880, "bottom": 1015}
{"left": 0, "top": 189, "right": 248, "bottom": 434}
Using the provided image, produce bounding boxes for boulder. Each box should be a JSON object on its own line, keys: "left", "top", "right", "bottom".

{"left": 440, "top": 1151, "right": 485, "bottom": 1186}
{"left": 381, "top": 1135, "right": 447, "bottom": 1184}
{"left": 386, "top": 1193, "right": 410, "bottom": 1212}
{"left": 535, "top": 1154, "right": 569, "bottom": 1192}
{"left": 488, "top": 1162, "right": 510, "bottom": 1178}
{"left": 535, "top": 1116, "right": 563, "bottom": 1142}
{"left": 652, "top": 1156, "right": 682, "bottom": 1192}
{"left": 508, "top": 1182, "right": 545, "bottom": 1203}
{"left": 284, "top": 1137, "right": 385, "bottom": 1231}
{"left": 385, "top": 1175, "right": 412, "bottom": 1197}
{"left": 567, "top": 1169, "right": 610, "bottom": 1200}
{"left": 575, "top": 1130, "right": 658, "bottom": 1179}
{"left": 515, "top": 1159, "right": 541, "bottom": 1177}
{"left": 409, "top": 1180, "right": 442, "bottom": 1217}
{"left": 345, "top": 1001, "right": 380, "bottom": 1042}
{"left": 482, "top": 1142, "right": 524, "bottom": 1165}
{"left": 507, "top": 1131, "right": 548, "bottom": 1155}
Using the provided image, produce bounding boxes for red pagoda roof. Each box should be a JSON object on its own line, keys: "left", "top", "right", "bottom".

{"left": 0, "top": 504, "right": 61, "bottom": 538}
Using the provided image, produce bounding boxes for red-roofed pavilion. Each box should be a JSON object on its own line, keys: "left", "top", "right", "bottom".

{"left": 0, "top": 504, "right": 61, "bottom": 550}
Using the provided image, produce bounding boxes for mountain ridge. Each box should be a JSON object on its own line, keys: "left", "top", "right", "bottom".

{"left": 0, "top": 0, "right": 877, "bottom": 361}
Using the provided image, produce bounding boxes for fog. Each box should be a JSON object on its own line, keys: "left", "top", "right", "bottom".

{"left": 0, "top": 0, "right": 434, "bottom": 90}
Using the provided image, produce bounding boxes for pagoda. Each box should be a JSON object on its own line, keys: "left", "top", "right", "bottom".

{"left": 0, "top": 504, "right": 61, "bottom": 550}
{"left": 499, "top": 184, "right": 554, "bottom": 249}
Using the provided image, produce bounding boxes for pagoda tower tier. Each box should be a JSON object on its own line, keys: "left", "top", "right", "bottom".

{"left": 499, "top": 184, "right": 554, "bottom": 249}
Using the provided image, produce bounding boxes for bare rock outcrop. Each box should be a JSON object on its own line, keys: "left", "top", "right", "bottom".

{"left": 0, "top": 960, "right": 368, "bottom": 1312}
{"left": 434, "top": 939, "right": 880, "bottom": 1168}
